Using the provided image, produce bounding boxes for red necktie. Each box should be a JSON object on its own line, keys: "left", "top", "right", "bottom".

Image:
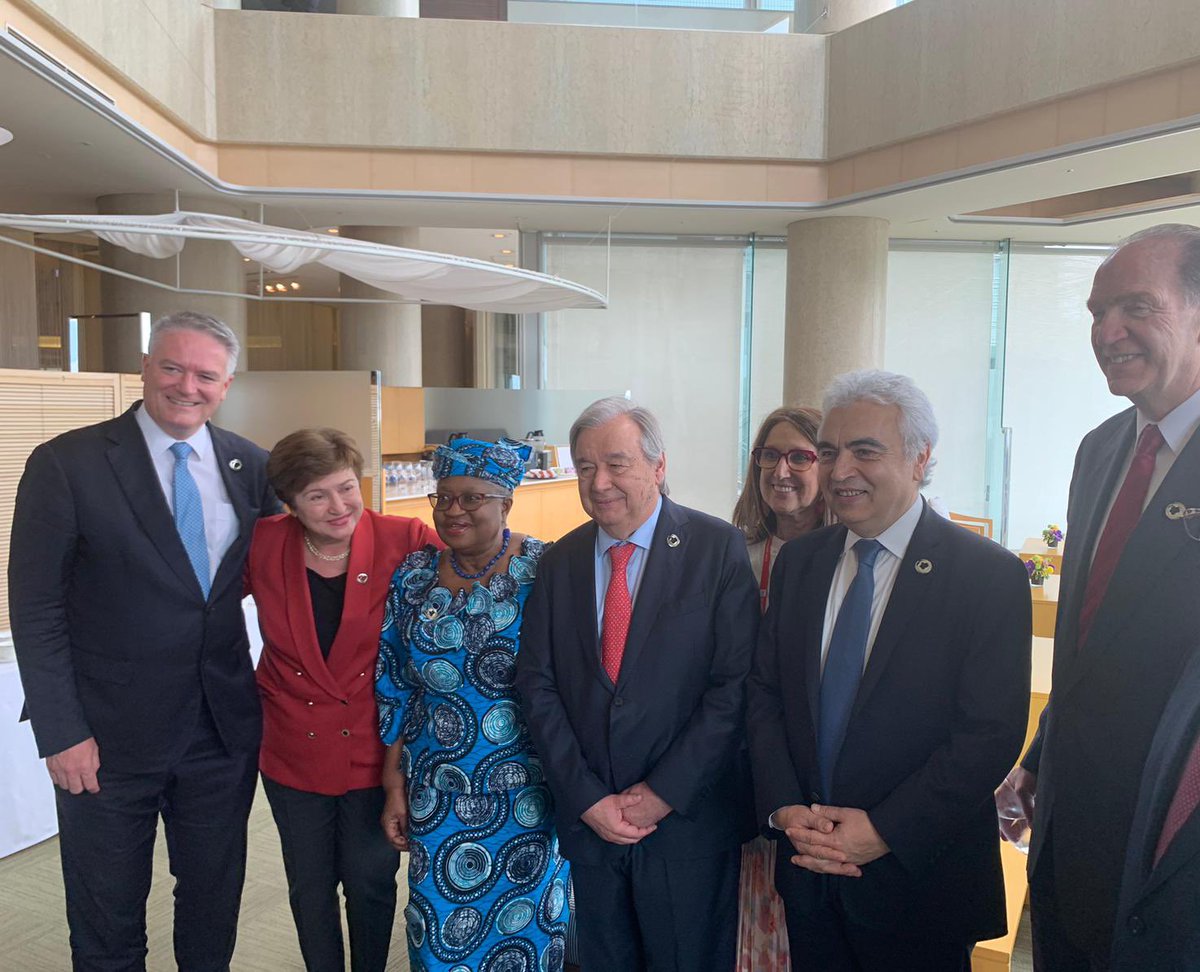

{"left": 1077, "top": 424, "right": 1164, "bottom": 649}
{"left": 601, "top": 543, "right": 636, "bottom": 683}
{"left": 1154, "top": 732, "right": 1200, "bottom": 864}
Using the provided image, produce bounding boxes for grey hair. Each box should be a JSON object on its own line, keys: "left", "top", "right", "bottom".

{"left": 1110, "top": 223, "right": 1200, "bottom": 306}
{"left": 821, "top": 369, "right": 938, "bottom": 488}
{"left": 148, "top": 311, "right": 240, "bottom": 376}
{"left": 569, "top": 396, "right": 669, "bottom": 496}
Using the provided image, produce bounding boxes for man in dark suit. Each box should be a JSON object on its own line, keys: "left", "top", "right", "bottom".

{"left": 1110, "top": 644, "right": 1200, "bottom": 970}
{"left": 9, "top": 311, "right": 280, "bottom": 971}
{"left": 997, "top": 224, "right": 1200, "bottom": 970}
{"left": 516, "top": 396, "right": 758, "bottom": 971}
{"left": 748, "top": 370, "right": 1031, "bottom": 971}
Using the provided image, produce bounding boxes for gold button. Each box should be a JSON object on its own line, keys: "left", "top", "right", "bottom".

{"left": 340, "top": 729, "right": 350, "bottom": 737}
{"left": 307, "top": 731, "right": 316, "bottom": 738}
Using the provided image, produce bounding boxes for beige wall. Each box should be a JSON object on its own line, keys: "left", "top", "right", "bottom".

{"left": 16, "top": 0, "right": 216, "bottom": 137}
{"left": 213, "top": 10, "right": 827, "bottom": 160}
{"left": 828, "top": 0, "right": 1200, "bottom": 158}
{"left": 0, "top": 232, "right": 38, "bottom": 370}
{"left": 422, "top": 305, "right": 470, "bottom": 388}
{"left": 246, "top": 300, "right": 339, "bottom": 371}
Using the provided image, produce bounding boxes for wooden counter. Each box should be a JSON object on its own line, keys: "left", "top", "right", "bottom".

{"left": 384, "top": 475, "right": 588, "bottom": 542}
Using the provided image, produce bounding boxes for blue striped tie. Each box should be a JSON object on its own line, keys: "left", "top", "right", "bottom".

{"left": 818, "top": 538, "right": 883, "bottom": 798}
{"left": 170, "top": 442, "right": 210, "bottom": 598}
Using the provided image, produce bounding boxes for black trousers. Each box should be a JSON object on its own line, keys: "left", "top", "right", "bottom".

{"left": 571, "top": 845, "right": 739, "bottom": 972}
{"left": 1029, "top": 828, "right": 1110, "bottom": 972}
{"left": 54, "top": 705, "right": 257, "bottom": 972}
{"left": 262, "top": 775, "right": 400, "bottom": 972}
{"left": 781, "top": 891, "right": 972, "bottom": 972}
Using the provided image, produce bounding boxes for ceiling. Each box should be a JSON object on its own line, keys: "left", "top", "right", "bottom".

{"left": 4, "top": 29, "right": 1200, "bottom": 252}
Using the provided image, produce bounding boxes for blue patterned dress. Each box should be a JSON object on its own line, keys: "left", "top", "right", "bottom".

{"left": 376, "top": 539, "right": 569, "bottom": 972}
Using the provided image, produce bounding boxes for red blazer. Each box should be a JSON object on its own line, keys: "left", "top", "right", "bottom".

{"left": 248, "top": 508, "right": 441, "bottom": 795}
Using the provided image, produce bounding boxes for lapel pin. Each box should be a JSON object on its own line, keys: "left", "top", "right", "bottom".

{"left": 1166, "top": 501, "right": 1188, "bottom": 520}
{"left": 914, "top": 559, "right": 933, "bottom": 574}
{"left": 666, "top": 534, "right": 680, "bottom": 548}
{"left": 356, "top": 572, "right": 368, "bottom": 584}
{"left": 228, "top": 458, "right": 243, "bottom": 471}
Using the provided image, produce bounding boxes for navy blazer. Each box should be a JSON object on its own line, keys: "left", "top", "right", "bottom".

{"left": 1024, "top": 407, "right": 1200, "bottom": 948}
{"left": 9, "top": 403, "right": 280, "bottom": 773}
{"left": 1111, "top": 646, "right": 1200, "bottom": 970}
{"left": 747, "top": 503, "right": 1031, "bottom": 942}
{"left": 515, "top": 495, "right": 759, "bottom": 864}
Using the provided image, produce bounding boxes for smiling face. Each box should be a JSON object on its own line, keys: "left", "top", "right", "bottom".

{"left": 758, "top": 421, "right": 821, "bottom": 527}
{"left": 432, "top": 475, "right": 511, "bottom": 557}
{"left": 817, "top": 400, "right": 929, "bottom": 539}
{"left": 1088, "top": 236, "right": 1200, "bottom": 420}
{"left": 140, "top": 328, "right": 234, "bottom": 439}
{"left": 290, "top": 467, "right": 364, "bottom": 549}
{"left": 574, "top": 415, "right": 665, "bottom": 541}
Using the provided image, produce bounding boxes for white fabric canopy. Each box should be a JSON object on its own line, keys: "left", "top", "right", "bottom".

{"left": 0, "top": 211, "right": 607, "bottom": 313}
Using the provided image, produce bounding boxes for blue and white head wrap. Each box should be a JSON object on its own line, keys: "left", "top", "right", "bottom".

{"left": 432, "top": 436, "right": 531, "bottom": 491}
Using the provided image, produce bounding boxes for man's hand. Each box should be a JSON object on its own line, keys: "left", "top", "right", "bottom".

{"left": 620, "top": 781, "right": 672, "bottom": 829}
{"left": 380, "top": 787, "right": 410, "bottom": 851}
{"left": 46, "top": 737, "right": 100, "bottom": 794}
{"left": 996, "top": 766, "right": 1037, "bottom": 844}
{"left": 582, "top": 793, "right": 656, "bottom": 845}
{"left": 776, "top": 803, "right": 861, "bottom": 877}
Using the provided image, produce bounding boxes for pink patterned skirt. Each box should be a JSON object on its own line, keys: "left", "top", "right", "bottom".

{"left": 735, "top": 836, "right": 791, "bottom": 971}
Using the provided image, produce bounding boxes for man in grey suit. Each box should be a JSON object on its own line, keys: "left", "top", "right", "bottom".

{"left": 9, "top": 311, "right": 280, "bottom": 971}
{"left": 997, "top": 224, "right": 1200, "bottom": 969}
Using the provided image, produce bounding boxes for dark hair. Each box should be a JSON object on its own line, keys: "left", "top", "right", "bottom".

{"left": 732, "top": 405, "right": 824, "bottom": 544}
{"left": 267, "top": 428, "right": 365, "bottom": 506}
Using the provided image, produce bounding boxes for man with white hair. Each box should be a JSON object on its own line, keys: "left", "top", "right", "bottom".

{"left": 748, "top": 369, "right": 1031, "bottom": 970}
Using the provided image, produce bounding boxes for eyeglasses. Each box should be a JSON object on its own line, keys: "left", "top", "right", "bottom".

{"left": 427, "top": 492, "right": 509, "bottom": 512}
{"left": 752, "top": 447, "right": 818, "bottom": 471}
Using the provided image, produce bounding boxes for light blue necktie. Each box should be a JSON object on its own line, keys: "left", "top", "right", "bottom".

{"left": 818, "top": 538, "right": 883, "bottom": 798}
{"left": 170, "top": 442, "right": 210, "bottom": 598}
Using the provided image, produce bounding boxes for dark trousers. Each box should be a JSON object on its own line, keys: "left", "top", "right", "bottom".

{"left": 782, "top": 893, "right": 972, "bottom": 972}
{"left": 262, "top": 775, "right": 400, "bottom": 972}
{"left": 54, "top": 706, "right": 257, "bottom": 972}
{"left": 1030, "top": 828, "right": 1110, "bottom": 972}
{"left": 571, "top": 845, "right": 739, "bottom": 972}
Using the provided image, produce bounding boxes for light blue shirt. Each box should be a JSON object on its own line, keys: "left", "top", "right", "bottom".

{"left": 135, "top": 404, "right": 238, "bottom": 586}
{"left": 593, "top": 494, "right": 664, "bottom": 635}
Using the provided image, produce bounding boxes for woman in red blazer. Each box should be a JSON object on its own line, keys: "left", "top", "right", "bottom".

{"left": 247, "top": 427, "right": 440, "bottom": 972}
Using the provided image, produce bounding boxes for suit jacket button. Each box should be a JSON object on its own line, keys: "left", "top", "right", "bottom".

{"left": 613, "top": 697, "right": 624, "bottom": 707}
{"left": 307, "top": 731, "right": 316, "bottom": 739}
{"left": 1127, "top": 915, "right": 1145, "bottom": 936}
{"left": 341, "top": 729, "right": 350, "bottom": 737}
{"left": 341, "top": 699, "right": 350, "bottom": 705}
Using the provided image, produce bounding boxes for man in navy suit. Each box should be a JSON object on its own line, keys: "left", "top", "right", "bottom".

{"left": 10, "top": 312, "right": 280, "bottom": 971}
{"left": 748, "top": 370, "right": 1030, "bottom": 971}
{"left": 997, "top": 224, "right": 1200, "bottom": 970}
{"left": 516, "top": 396, "right": 759, "bottom": 972}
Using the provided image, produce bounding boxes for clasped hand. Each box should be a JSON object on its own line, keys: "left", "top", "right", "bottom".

{"left": 777, "top": 803, "right": 889, "bottom": 877}
{"left": 582, "top": 781, "right": 673, "bottom": 845}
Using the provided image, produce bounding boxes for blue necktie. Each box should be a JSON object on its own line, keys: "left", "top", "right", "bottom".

{"left": 170, "top": 442, "right": 210, "bottom": 598}
{"left": 818, "top": 538, "right": 884, "bottom": 798}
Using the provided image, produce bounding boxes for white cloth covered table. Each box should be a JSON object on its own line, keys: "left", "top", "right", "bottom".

{"left": 0, "top": 661, "right": 57, "bottom": 857}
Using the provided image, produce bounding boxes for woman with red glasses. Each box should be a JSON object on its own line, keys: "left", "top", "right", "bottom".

{"left": 731, "top": 405, "right": 830, "bottom": 972}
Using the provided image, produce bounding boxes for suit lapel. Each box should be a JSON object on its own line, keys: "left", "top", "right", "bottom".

{"left": 567, "top": 521, "right": 607, "bottom": 693}
{"left": 615, "top": 498, "right": 685, "bottom": 690}
{"left": 804, "top": 529, "right": 847, "bottom": 737}
{"left": 1063, "top": 420, "right": 1200, "bottom": 693}
{"left": 105, "top": 408, "right": 200, "bottom": 597}
{"left": 326, "top": 511, "right": 379, "bottom": 686}
{"left": 281, "top": 517, "right": 350, "bottom": 700}
{"left": 851, "top": 502, "right": 942, "bottom": 718}
{"left": 209, "top": 424, "right": 257, "bottom": 602}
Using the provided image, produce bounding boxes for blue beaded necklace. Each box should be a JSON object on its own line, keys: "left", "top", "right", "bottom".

{"left": 450, "top": 528, "right": 511, "bottom": 580}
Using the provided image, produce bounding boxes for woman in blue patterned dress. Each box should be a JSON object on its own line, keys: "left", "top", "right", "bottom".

{"left": 376, "top": 436, "right": 569, "bottom": 972}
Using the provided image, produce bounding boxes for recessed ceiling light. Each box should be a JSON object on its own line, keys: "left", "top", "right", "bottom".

{"left": 327, "top": 228, "right": 339, "bottom": 234}
{"left": 0, "top": 127, "right": 13, "bottom": 147}
{"left": 500, "top": 249, "right": 513, "bottom": 255}
{"left": 242, "top": 257, "right": 251, "bottom": 263}
{"left": 492, "top": 233, "right": 507, "bottom": 239}
{"left": 503, "top": 262, "right": 515, "bottom": 268}
{"left": 290, "top": 281, "right": 300, "bottom": 290}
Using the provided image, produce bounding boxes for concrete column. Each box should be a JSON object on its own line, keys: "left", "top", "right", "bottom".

{"left": 338, "top": 226, "right": 422, "bottom": 386}
{"left": 783, "top": 216, "right": 888, "bottom": 407}
{"left": 97, "top": 193, "right": 249, "bottom": 373}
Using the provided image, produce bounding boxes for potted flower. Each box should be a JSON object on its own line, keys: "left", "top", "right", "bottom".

{"left": 1042, "top": 523, "right": 1063, "bottom": 548}
{"left": 1026, "top": 554, "right": 1055, "bottom": 587}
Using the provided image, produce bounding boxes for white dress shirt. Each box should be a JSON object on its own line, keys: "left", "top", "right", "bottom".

{"left": 819, "top": 495, "right": 924, "bottom": 675}
{"left": 135, "top": 405, "right": 239, "bottom": 585}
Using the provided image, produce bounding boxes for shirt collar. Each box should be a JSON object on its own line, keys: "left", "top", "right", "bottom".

{"left": 597, "top": 494, "right": 663, "bottom": 556}
{"left": 842, "top": 494, "right": 924, "bottom": 562}
{"left": 134, "top": 401, "right": 213, "bottom": 460}
{"left": 1137, "top": 385, "right": 1200, "bottom": 455}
